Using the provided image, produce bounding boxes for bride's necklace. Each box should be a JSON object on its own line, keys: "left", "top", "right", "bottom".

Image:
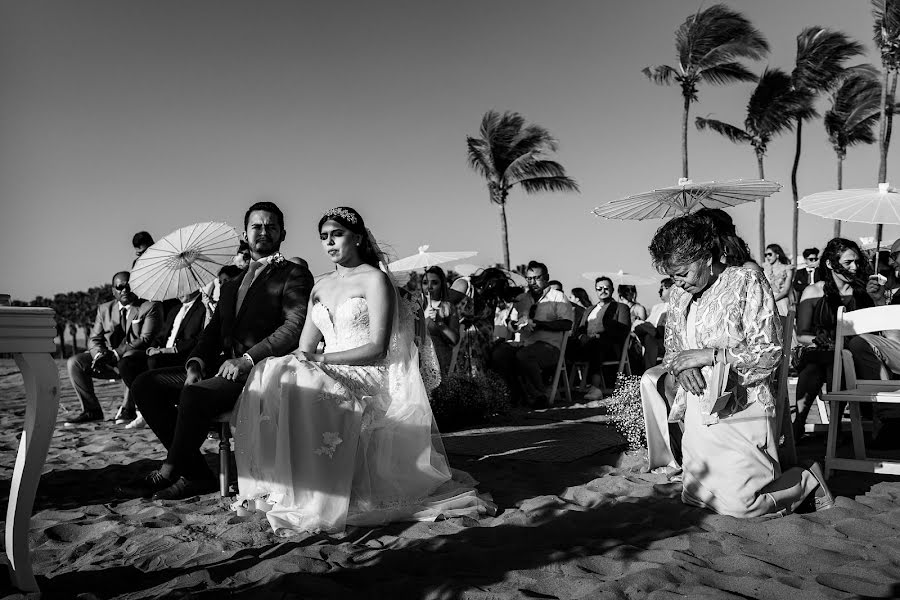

{"left": 337, "top": 263, "right": 364, "bottom": 278}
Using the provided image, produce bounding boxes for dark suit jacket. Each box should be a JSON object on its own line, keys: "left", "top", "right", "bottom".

{"left": 792, "top": 268, "right": 820, "bottom": 295}
{"left": 154, "top": 299, "right": 207, "bottom": 358}
{"left": 88, "top": 298, "right": 162, "bottom": 358}
{"left": 578, "top": 300, "right": 631, "bottom": 343}
{"left": 190, "top": 259, "right": 314, "bottom": 370}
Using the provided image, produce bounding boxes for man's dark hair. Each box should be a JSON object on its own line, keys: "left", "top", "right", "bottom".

{"left": 132, "top": 231, "right": 153, "bottom": 248}
{"left": 660, "top": 278, "right": 674, "bottom": 289}
{"left": 112, "top": 271, "right": 130, "bottom": 283}
{"left": 547, "top": 279, "right": 563, "bottom": 290}
{"left": 802, "top": 247, "right": 820, "bottom": 260}
{"left": 594, "top": 276, "right": 614, "bottom": 288}
{"left": 526, "top": 260, "right": 548, "bottom": 277}
{"left": 244, "top": 201, "right": 285, "bottom": 230}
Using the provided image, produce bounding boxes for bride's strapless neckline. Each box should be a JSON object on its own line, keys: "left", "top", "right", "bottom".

{"left": 314, "top": 297, "right": 367, "bottom": 327}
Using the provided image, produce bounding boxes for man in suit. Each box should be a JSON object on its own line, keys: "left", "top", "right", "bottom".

{"left": 491, "top": 261, "right": 574, "bottom": 407}
{"left": 569, "top": 276, "right": 632, "bottom": 400}
{"left": 115, "top": 290, "right": 209, "bottom": 429}
{"left": 792, "top": 247, "right": 821, "bottom": 296}
{"left": 125, "top": 201, "right": 314, "bottom": 501}
{"left": 65, "top": 271, "right": 162, "bottom": 424}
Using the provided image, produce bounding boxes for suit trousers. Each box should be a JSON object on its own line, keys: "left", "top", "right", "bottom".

{"left": 67, "top": 351, "right": 148, "bottom": 414}
{"left": 492, "top": 341, "right": 559, "bottom": 404}
{"left": 132, "top": 367, "right": 244, "bottom": 480}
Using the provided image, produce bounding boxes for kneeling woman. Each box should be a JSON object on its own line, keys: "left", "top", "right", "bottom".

{"left": 231, "top": 207, "right": 493, "bottom": 535}
{"left": 641, "top": 212, "right": 833, "bottom": 517}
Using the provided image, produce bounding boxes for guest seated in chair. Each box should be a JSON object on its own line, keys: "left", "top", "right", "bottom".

{"left": 66, "top": 271, "right": 162, "bottom": 424}
{"left": 491, "top": 260, "right": 573, "bottom": 407}
{"left": 567, "top": 276, "right": 631, "bottom": 400}
{"left": 123, "top": 201, "right": 314, "bottom": 501}
{"left": 794, "top": 238, "right": 878, "bottom": 441}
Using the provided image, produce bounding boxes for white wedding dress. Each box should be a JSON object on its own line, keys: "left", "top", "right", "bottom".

{"left": 231, "top": 295, "right": 493, "bottom": 535}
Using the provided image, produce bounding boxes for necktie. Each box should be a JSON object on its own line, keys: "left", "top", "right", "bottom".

{"left": 111, "top": 306, "right": 128, "bottom": 348}
{"left": 236, "top": 262, "right": 261, "bottom": 314}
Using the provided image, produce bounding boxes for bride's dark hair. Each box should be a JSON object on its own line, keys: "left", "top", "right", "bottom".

{"left": 318, "top": 206, "right": 381, "bottom": 268}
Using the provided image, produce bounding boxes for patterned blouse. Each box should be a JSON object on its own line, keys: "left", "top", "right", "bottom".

{"left": 662, "top": 266, "right": 783, "bottom": 423}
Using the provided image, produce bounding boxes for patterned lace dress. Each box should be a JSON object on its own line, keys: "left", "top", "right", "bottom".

{"left": 231, "top": 297, "right": 492, "bottom": 535}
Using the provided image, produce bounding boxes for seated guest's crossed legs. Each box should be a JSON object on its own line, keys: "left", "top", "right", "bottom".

{"left": 147, "top": 353, "right": 188, "bottom": 371}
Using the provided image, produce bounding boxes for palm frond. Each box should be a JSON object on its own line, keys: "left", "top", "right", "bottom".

{"left": 824, "top": 65, "right": 882, "bottom": 150}
{"left": 695, "top": 116, "right": 752, "bottom": 144}
{"left": 675, "top": 4, "right": 769, "bottom": 69}
{"left": 466, "top": 136, "right": 494, "bottom": 180}
{"left": 792, "top": 27, "right": 866, "bottom": 93}
{"left": 872, "top": 0, "right": 900, "bottom": 69}
{"left": 699, "top": 62, "right": 759, "bottom": 85}
{"left": 642, "top": 65, "right": 678, "bottom": 85}
{"left": 517, "top": 175, "right": 580, "bottom": 195}
{"left": 506, "top": 158, "right": 570, "bottom": 185}
{"left": 746, "top": 68, "right": 816, "bottom": 134}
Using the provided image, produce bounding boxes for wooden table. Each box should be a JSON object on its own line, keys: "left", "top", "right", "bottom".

{"left": 0, "top": 307, "right": 59, "bottom": 592}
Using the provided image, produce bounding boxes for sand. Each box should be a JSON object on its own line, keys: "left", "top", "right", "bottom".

{"left": 1, "top": 358, "right": 900, "bottom": 599}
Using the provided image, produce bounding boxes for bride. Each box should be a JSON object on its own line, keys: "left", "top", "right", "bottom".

{"left": 231, "top": 206, "right": 493, "bottom": 535}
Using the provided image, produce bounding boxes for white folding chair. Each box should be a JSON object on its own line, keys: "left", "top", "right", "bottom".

{"left": 595, "top": 333, "right": 634, "bottom": 394}
{"left": 821, "top": 305, "right": 900, "bottom": 479}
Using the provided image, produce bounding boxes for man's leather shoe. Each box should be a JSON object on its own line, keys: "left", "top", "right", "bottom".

{"left": 152, "top": 476, "right": 217, "bottom": 501}
{"left": 117, "top": 470, "right": 173, "bottom": 498}
{"left": 65, "top": 411, "right": 103, "bottom": 424}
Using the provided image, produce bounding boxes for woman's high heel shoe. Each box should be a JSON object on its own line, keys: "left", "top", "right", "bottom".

{"left": 803, "top": 460, "right": 835, "bottom": 511}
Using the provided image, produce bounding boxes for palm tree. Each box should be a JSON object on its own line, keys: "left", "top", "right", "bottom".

{"left": 789, "top": 27, "right": 864, "bottom": 264}
{"left": 643, "top": 4, "right": 768, "bottom": 178}
{"left": 873, "top": 0, "right": 900, "bottom": 248}
{"left": 466, "top": 110, "right": 579, "bottom": 269}
{"left": 696, "top": 68, "right": 811, "bottom": 257}
{"left": 824, "top": 65, "right": 883, "bottom": 237}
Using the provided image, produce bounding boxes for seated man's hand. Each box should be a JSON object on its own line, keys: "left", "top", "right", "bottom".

{"left": 185, "top": 363, "right": 204, "bottom": 386}
{"left": 216, "top": 357, "right": 253, "bottom": 382}
{"left": 146, "top": 347, "right": 161, "bottom": 357}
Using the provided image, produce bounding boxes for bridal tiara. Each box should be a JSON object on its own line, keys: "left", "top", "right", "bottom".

{"left": 323, "top": 207, "right": 358, "bottom": 224}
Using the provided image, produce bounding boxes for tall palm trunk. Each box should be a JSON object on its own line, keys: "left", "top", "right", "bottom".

{"left": 875, "top": 69, "right": 896, "bottom": 256}
{"left": 756, "top": 152, "right": 766, "bottom": 259}
{"left": 682, "top": 94, "right": 690, "bottom": 179}
{"left": 498, "top": 202, "right": 510, "bottom": 270}
{"left": 791, "top": 119, "right": 803, "bottom": 265}
{"left": 834, "top": 153, "right": 843, "bottom": 238}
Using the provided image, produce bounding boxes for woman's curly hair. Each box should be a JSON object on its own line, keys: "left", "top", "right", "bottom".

{"left": 648, "top": 212, "right": 720, "bottom": 273}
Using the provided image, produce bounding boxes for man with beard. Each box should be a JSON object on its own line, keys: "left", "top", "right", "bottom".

{"left": 124, "top": 201, "right": 314, "bottom": 500}
{"left": 491, "top": 260, "right": 573, "bottom": 407}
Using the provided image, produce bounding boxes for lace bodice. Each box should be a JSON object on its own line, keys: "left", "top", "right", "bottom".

{"left": 312, "top": 297, "right": 372, "bottom": 353}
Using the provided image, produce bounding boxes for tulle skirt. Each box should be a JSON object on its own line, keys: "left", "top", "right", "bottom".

{"left": 231, "top": 354, "right": 493, "bottom": 535}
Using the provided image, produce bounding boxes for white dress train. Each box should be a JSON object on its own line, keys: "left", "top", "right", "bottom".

{"left": 231, "top": 296, "right": 493, "bottom": 535}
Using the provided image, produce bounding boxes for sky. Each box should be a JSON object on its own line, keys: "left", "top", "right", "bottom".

{"left": 1, "top": 0, "right": 897, "bottom": 305}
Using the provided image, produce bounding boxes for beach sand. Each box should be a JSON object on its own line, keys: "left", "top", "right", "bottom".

{"left": 1, "top": 358, "right": 899, "bottom": 599}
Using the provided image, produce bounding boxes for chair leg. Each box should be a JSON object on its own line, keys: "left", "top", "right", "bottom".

{"left": 219, "top": 422, "right": 231, "bottom": 497}
{"left": 825, "top": 400, "right": 841, "bottom": 480}
{"left": 562, "top": 366, "right": 572, "bottom": 404}
{"left": 848, "top": 403, "right": 866, "bottom": 460}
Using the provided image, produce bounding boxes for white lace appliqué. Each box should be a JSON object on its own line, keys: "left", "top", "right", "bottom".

{"left": 314, "top": 431, "right": 343, "bottom": 458}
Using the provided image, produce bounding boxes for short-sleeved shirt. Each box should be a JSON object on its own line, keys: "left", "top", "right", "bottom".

{"left": 512, "top": 288, "right": 574, "bottom": 349}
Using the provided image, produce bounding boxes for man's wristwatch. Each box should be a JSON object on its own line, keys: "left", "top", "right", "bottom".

{"left": 242, "top": 353, "right": 255, "bottom": 367}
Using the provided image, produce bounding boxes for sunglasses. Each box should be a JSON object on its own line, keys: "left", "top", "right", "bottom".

{"left": 114, "top": 283, "right": 130, "bottom": 291}
{"left": 596, "top": 286, "right": 612, "bottom": 292}
{"left": 764, "top": 252, "right": 774, "bottom": 257}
